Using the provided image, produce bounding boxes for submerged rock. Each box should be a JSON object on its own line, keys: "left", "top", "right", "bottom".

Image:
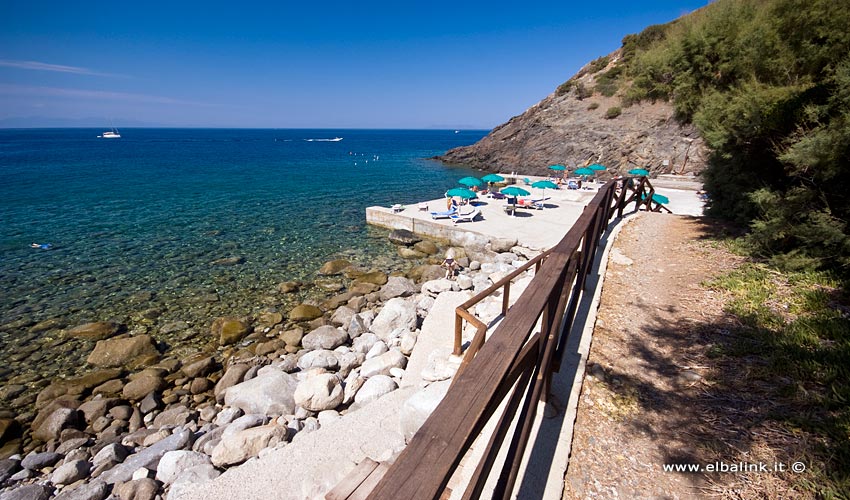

{"left": 65, "top": 322, "right": 122, "bottom": 341}
{"left": 318, "top": 259, "right": 351, "bottom": 276}
{"left": 388, "top": 229, "right": 420, "bottom": 246}
{"left": 289, "top": 304, "right": 323, "bottom": 322}
{"left": 211, "top": 317, "right": 251, "bottom": 346}
{"left": 86, "top": 335, "right": 159, "bottom": 368}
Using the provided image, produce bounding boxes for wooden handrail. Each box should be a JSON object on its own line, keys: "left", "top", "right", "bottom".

{"left": 365, "top": 177, "right": 657, "bottom": 500}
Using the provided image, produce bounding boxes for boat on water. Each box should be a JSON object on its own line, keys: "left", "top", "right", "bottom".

{"left": 98, "top": 127, "right": 121, "bottom": 139}
{"left": 304, "top": 137, "right": 343, "bottom": 142}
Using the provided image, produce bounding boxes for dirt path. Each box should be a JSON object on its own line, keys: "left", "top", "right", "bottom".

{"left": 563, "top": 213, "right": 807, "bottom": 499}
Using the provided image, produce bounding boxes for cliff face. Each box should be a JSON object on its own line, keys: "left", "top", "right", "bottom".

{"left": 438, "top": 56, "right": 707, "bottom": 177}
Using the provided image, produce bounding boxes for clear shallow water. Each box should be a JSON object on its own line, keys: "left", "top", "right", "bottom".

{"left": 0, "top": 128, "right": 485, "bottom": 384}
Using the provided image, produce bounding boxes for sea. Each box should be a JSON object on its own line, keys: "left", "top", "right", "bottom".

{"left": 0, "top": 128, "right": 486, "bottom": 389}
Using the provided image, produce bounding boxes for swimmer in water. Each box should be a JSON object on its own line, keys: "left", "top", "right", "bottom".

{"left": 31, "top": 243, "right": 52, "bottom": 249}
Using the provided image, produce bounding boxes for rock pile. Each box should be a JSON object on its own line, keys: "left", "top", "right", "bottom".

{"left": 0, "top": 235, "right": 541, "bottom": 500}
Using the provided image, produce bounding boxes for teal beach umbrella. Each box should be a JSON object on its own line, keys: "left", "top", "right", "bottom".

{"left": 574, "top": 167, "right": 595, "bottom": 176}
{"left": 588, "top": 163, "right": 607, "bottom": 171}
{"left": 446, "top": 187, "right": 477, "bottom": 199}
{"left": 628, "top": 168, "right": 649, "bottom": 176}
{"left": 501, "top": 186, "right": 530, "bottom": 197}
{"left": 548, "top": 164, "right": 566, "bottom": 171}
{"left": 531, "top": 180, "right": 558, "bottom": 203}
{"left": 458, "top": 176, "right": 484, "bottom": 188}
{"left": 531, "top": 180, "right": 558, "bottom": 190}
{"left": 481, "top": 173, "right": 505, "bottom": 183}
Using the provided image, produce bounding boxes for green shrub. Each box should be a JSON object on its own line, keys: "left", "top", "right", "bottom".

{"left": 605, "top": 106, "right": 622, "bottom": 119}
{"left": 587, "top": 102, "right": 600, "bottom": 110}
{"left": 587, "top": 55, "right": 610, "bottom": 74}
{"left": 555, "top": 79, "right": 574, "bottom": 97}
{"left": 574, "top": 82, "right": 593, "bottom": 100}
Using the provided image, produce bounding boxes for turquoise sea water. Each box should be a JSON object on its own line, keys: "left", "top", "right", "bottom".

{"left": 0, "top": 128, "right": 485, "bottom": 385}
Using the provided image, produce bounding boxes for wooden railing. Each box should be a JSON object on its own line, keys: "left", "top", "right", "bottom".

{"left": 365, "top": 177, "right": 658, "bottom": 500}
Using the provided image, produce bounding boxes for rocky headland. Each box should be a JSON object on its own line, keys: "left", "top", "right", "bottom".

{"left": 0, "top": 229, "right": 539, "bottom": 500}
{"left": 438, "top": 51, "right": 708, "bottom": 178}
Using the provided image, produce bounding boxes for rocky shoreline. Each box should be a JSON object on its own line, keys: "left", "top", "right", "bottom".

{"left": 0, "top": 229, "right": 539, "bottom": 500}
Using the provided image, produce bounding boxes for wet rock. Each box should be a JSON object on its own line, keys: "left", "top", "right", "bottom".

{"left": 322, "top": 291, "right": 357, "bottom": 311}
{"left": 301, "top": 325, "right": 348, "bottom": 351}
{"left": 210, "top": 424, "right": 288, "bottom": 467}
{"left": 397, "top": 247, "right": 427, "bottom": 259}
{"left": 350, "top": 282, "right": 380, "bottom": 295}
{"left": 189, "top": 377, "right": 213, "bottom": 394}
{"left": 257, "top": 311, "right": 283, "bottom": 328}
{"left": 0, "top": 417, "right": 20, "bottom": 443}
{"left": 180, "top": 356, "right": 215, "bottom": 379}
{"left": 224, "top": 367, "right": 298, "bottom": 416}
{"left": 288, "top": 304, "right": 323, "bottom": 322}
{"left": 87, "top": 335, "right": 159, "bottom": 368}
{"left": 407, "top": 264, "right": 444, "bottom": 283}
{"left": 294, "top": 373, "right": 344, "bottom": 412}
{"left": 318, "top": 259, "right": 352, "bottom": 276}
{"left": 276, "top": 281, "right": 301, "bottom": 294}
{"left": 371, "top": 298, "right": 417, "bottom": 341}
{"left": 413, "top": 240, "right": 439, "bottom": 255}
{"left": 29, "top": 318, "right": 66, "bottom": 333}
{"left": 354, "top": 375, "right": 398, "bottom": 405}
{"left": 65, "top": 322, "right": 123, "bottom": 341}
{"left": 211, "top": 317, "right": 250, "bottom": 346}
{"left": 354, "top": 271, "right": 388, "bottom": 286}
{"left": 155, "top": 450, "right": 211, "bottom": 486}
{"left": 122, "top": 373, "right": 166, "bottom": 401}
{"left": 0, "top": 458, "right": 20, "bottom": 482}
{"left": 388, "top": 229, "right": 420, "bottom": 246}
{"left": 0, "top": 385, "right": 26, "bottom": 401}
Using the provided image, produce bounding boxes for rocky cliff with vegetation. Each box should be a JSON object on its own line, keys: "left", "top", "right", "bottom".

{"left": 444, "top": 0, "right": 850, "bottom": 282}
{"left": 439, "top": 50, "right": 709, "bottom": 177}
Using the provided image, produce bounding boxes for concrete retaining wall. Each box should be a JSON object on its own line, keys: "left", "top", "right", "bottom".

{"left": 366, "top": 207, "right": 493, "bottom": 248}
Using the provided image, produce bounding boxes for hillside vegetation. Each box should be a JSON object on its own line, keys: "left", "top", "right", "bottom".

{"left": 566, "top": 0, "right": 850, "bottom": 279}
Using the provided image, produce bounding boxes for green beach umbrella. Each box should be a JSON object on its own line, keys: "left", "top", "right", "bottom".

{"left": 481, "top": 173, "right": 505, "bottom": 183}
{"left": 458, "top": 176, "right": 484, "bottom": 188}
{"left": 548, "top": 164, "right": 566, "bottom": 171}
{"left": 628, "top": 168, "right": 650, "bottom": 176}
{"left": 574, "top": 167, "right": 595, "bottom": 176}
{"left": 501, "top": 186, "right": 530, "bottom": 197}
{"left": 446, "top": 187, "right": 477, "bottom": 199}
{"left": 588, "top": 163, "right": 607, "bottom": 171}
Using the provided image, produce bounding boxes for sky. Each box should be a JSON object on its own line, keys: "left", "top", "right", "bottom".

{"left": 0, "top": 1, "right": 710, "bottom": 129}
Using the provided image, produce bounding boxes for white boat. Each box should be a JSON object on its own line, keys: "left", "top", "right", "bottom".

{"left": 98, "top": 127, "right": 121, "bottom": 139}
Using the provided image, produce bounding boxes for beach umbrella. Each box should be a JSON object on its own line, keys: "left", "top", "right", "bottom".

{"left": 548, "top": 164, "right": 566, "bottom": 171}
{"left": 651, "top": 193, "right": 670, "bottom": 204}
{"left": 628, "top": 168, "right": 650, "bottom": 176}
{"left": 458, "top": 176, "right": 484, "bottom": 188}
{"left": 481, "top": 173, "right": 505, "bottom": 183}
{"left": 446, "top": 187, "right": 477, "bottom": 199}
{"left": 501, "top": 186, "right": 530, "bottom": 197}
{"left": 574, "top": 167, "right": 595, "bottom": 176}
{"left": 588, "top": 163, "right": 607, "bottom": 171}
{"left": 531, "top": 180, "right": 558, "bottom": 205}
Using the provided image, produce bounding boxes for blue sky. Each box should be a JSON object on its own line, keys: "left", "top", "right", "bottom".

{"left": 0, "top": 1, "right": 709, "bottom": 128}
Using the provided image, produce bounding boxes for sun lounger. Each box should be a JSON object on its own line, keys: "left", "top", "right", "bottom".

{"left": 430, "top": 207, "right": 458, "bottom": 219}
{"left": 490, "top": 192, "right": 506, "bottom": 200}
{"left": 450, "top": 208, "right": 480, "bottom": 224}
